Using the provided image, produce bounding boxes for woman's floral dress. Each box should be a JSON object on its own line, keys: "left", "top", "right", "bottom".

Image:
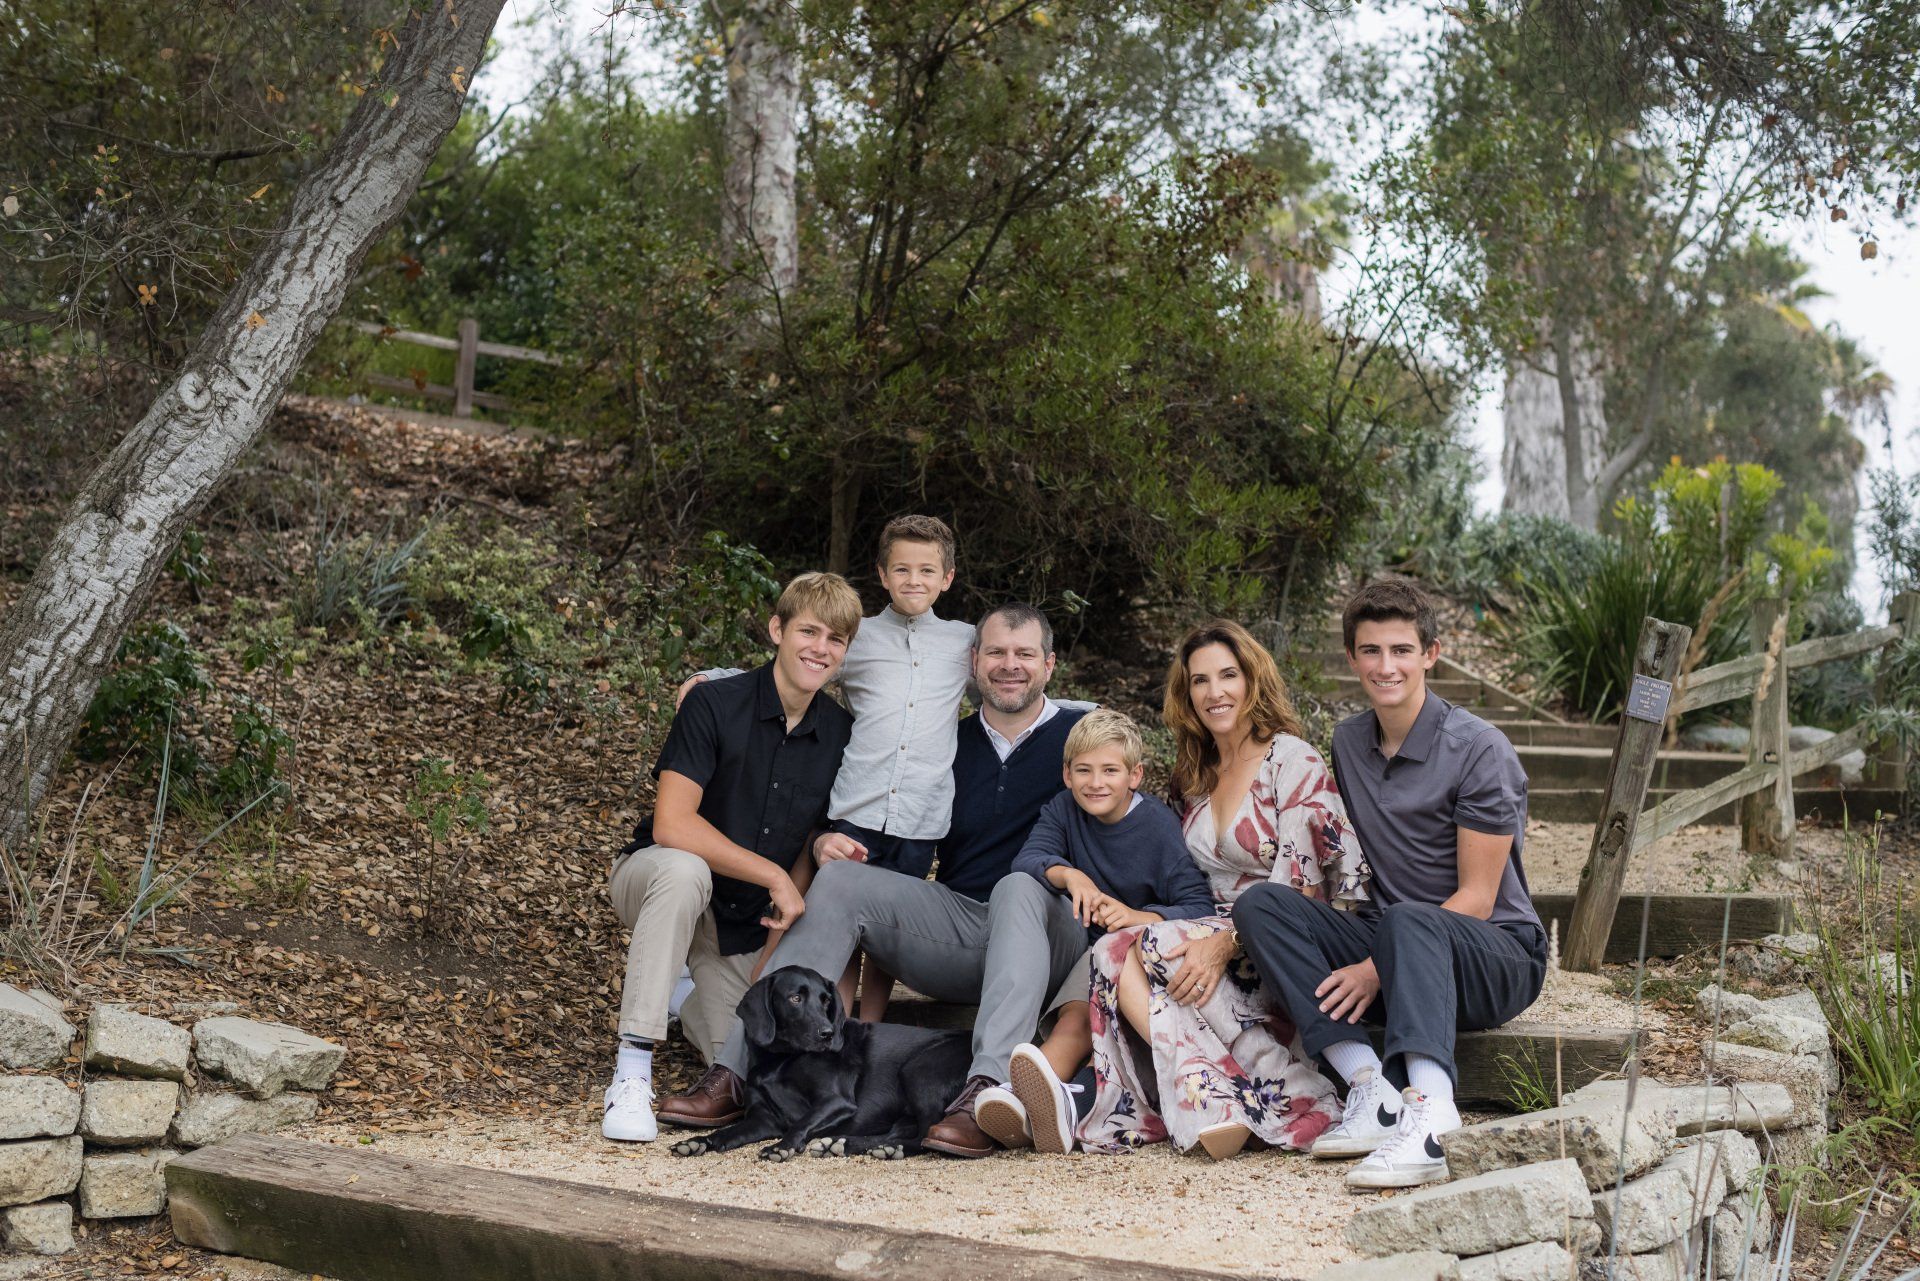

{"left": 1075, "top": 733, "right": 1371, "bottom": 1154}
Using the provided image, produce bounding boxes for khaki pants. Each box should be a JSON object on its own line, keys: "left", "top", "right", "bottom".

{"left": 610, "top": 845, "right": 755, "bottom": 1065}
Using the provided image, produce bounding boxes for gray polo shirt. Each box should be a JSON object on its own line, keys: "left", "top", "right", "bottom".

{"left": 1329, "top": 692, "right": 1541, "bottom": 931}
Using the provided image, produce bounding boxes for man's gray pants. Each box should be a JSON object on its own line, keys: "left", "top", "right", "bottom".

{"left": 714, "top": 860, "right": 1089, "bottom": 1083}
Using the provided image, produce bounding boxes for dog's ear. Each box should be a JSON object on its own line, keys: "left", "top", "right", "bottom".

{"left": 823, "top": 980, "right": 847, "bottom": 1053}
{"left": 737, "top": 976, "right": 779, "bottom": 1048}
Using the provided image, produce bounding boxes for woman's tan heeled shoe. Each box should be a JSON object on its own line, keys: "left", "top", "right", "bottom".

{"left": 1196, "top": 1121, "right": 1252, "bottom": 1161}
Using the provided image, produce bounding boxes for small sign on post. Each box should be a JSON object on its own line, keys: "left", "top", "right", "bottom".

{"left": 1624, "top": 675, "right": 1673, "bottom": 724}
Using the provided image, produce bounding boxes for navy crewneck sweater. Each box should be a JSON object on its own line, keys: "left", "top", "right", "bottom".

{"left": 937, "top": 707, "right": 1088, "bottom": 900}
{"left": 1011, "top": 790, "right": 1214, "bottom": 930}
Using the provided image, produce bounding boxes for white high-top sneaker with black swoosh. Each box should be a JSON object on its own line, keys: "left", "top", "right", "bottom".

{"left": 1309, "top": 1067, "right": 1400, "bottom": 1159}
{"left": 1345, "top": 1087, "right": 1455, "bottom": 1189}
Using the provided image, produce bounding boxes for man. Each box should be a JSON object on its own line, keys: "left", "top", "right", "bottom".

{"left": 1233, "top": 578, "right": 1546, "bottom": 1190}
{"left": 658, "top": 603, "right": 1093, "bottom": 1158}
{"left": 601, "top": 572, "right": 862, "bottom": 1143}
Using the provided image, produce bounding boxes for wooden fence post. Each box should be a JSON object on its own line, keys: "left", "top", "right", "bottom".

{"left": 1739, "top": 597, "right": 1794, "bottom": 860}
{"left": 453, "top": 316, "right": 479, "bottom": 418}
{"left": 1874, "top": 590, "right": 1920, "bottom": 793}
{"left": 1563, "top": 616, "right": 1692, "bottom": 973}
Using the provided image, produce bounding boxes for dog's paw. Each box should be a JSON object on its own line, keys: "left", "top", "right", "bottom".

{"left": 669, "top": 1137, "right": 712, "bottom": 1158}
{"left": 866, "top": 1143, "right": 907, "bottom": 1161}
{"left": 806, "top": 1136, "right": 847, "bottom": 1158}
{"left": 760, "top": 1143, "right": 802, "bottom": 1163}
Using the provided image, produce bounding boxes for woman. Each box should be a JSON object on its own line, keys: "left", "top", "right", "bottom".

{"left": 1076, "top": 620, "right": 1370, "bottom": 1157}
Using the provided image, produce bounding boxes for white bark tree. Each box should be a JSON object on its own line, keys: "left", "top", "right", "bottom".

{"left": 721, "top": 0, "right": 800, "bottom": 315}
{"left": 0, "top": 0, "right": 506, "bottom": 845}
{"left": 1501, "top": 321, "right": 1609, "bottom": 525}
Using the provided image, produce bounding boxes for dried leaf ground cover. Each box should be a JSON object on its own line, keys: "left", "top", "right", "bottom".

{"left": 2, "top": 400, "right": 1911, "bottom": 1278}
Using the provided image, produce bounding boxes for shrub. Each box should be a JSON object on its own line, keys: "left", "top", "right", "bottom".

{"left": 1507, "top": 460, "right": 1838, "bottom": 722}
{"left": 78, "top": 622, "right": 212, "bottom": 780}
{"left": 292, "top": 518, "right": 427, "bottom": 634}
{"left": 406, "top": 758, "right": 488, "bottom": 937}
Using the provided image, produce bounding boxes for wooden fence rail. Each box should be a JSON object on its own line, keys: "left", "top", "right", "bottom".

{"left": 346, "top": 318, "right": 560, "bottom": 418}
{"left": 1561, "top": 591, "right": 1919, "bottom": 972}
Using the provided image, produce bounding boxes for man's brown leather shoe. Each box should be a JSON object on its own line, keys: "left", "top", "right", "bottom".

{"left": 657, "top": 1063, "right": 744, "bottom": 1128}
{"left": 922, "top": 1074, "right": 1000, "bottom": 1158}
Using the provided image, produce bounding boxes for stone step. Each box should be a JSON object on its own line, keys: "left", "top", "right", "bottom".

{"left": 1487, "top": 721, "right": 1621, "bottom": 749}
{"left": 1528, "top": 786, "right": 1900, "bottom": 825}
{"left": 885, "top": 997, "right": 1630, "bottom": 1109}
{"left": 1324, "top": 676, "right": 1524, "bottom": 709}
{"left": 1516, "top": 745, "right": 1742, "bottom": 790}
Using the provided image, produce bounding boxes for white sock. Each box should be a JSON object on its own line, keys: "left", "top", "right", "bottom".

{"left": 615, "top": 1040, "right": 653, "bottom": 1084}
{"left": 1323, "top": 1039, "right": 1384, "bottom": 1087}
{"left": 1406, "top": 1056, "right": 1460, "bottom": 1128}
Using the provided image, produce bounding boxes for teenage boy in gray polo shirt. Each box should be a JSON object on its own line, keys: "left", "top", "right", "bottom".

{"left": 1233, "top": 580, "right": 1546, "bottom": 1190}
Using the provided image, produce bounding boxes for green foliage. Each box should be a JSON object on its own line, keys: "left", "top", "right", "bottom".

{"left": 292, "top": 518, "right": 427, "bottom": 635}
{"left": 406, "top": 757, "right": 488, "bottom": 936}
{"left": 647, "top": 533, "right": 782, "bottom": 671}
{"left": 78, "top": 622, "right": 211, "bottom": 779}
{"left": 1507, "top": 460, "right": 1837, "bottom": 721}
{"left": 1808, "top": 832, "right": 1920, "bottom": 1152}
{"left": 1868, "top": 468, "right": 1920, "bottom": 602}
{"left": 165, "top": 530, "right": 215, "bottom": 603}
{"left": 77, "top": 620, "right": 292, "bottom": 812}
{"left": 1399, "top": 511, "right": 1611, "bottom": 609}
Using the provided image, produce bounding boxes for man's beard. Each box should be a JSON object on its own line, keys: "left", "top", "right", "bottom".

{"left": 981, "top": 674, "right": 1041, "bottom": 715}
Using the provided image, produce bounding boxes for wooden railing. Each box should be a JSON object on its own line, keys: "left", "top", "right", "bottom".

{"left": 1561, "top": 590, "right": 1919, "bottom": 972}
{"left": 347, "top": 318, "right": 561, "bottom": 418}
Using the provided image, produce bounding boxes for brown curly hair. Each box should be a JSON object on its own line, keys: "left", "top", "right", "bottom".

{"left": 1163, "top": 620, "right": 1304, "bottom": 805}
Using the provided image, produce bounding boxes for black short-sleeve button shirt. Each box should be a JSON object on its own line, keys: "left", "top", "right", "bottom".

{"left": 626, "top": 663, "right": 853, "bottom": 954}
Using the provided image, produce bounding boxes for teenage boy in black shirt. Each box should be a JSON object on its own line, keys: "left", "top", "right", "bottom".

{"left": 601, "top": 571, "right": 862, "bottom": 1143}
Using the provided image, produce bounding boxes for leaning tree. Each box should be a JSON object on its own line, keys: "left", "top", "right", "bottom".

{"left": 0, "top": 0, "right": 507, "bottom": 844}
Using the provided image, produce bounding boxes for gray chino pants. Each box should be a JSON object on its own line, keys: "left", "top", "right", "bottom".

{"left": 714, "top": 860, "right": 1090, "bottom": 1083}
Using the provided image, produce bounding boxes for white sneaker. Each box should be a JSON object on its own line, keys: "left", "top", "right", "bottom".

{"left": 974, "top": 1084, "right": 1032, "bottom": 1150}
{"left": 1008, "top": 1043, "right": 1079, "bottom": 1154}
{"left": 602, "top": 1076, "right": 658, "bottom": 1142}
{"left": 1346, "top": 1088, "right": 1453, "bottom": 1190}
{"left": 1310, "top": 1068, "right": 1400, "bottom": 1159}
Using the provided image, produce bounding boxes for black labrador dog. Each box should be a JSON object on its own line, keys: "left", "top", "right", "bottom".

{"left": 669, "top": 967, "right": 971, "bottom": 1162}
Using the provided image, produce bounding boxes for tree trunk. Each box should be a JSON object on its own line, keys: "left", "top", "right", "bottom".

{"left": 1502, "top": 319, "right": 1609, "bottom": 529}
{"left": 722, "top": 0, "right": 800, "bottom": 322}
{"left": 0, "top": 0, "right": 505, "bottom": 846}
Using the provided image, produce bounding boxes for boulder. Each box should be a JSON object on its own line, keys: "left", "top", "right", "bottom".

{"left": 1721, "top": 1009, "right": 1826, "bottom": 1058}
{"left": 0, "top": 987, "right": 72, "bottom": 1071}
{"left": 1590, "top": 1244, "right": 1687, "bottom": 1281}
{"left": 1456, "top": 1241, "right": 1574, "bottom": 1281}
{"left": 1859, "top": 951, "right": 1913, "bottom": 994}
{"left": 77, "top": 1147, "right": 174, "bottom": 1218}
{"left": 1345, "top": 1158, "right": 1592, "bottom": 1259}
{"left": 1787, "top": 726, "right": 1865, "bottom": 784}
{"left": 1561, "top": 1078, "right": 1794, "bottom": 1137}
{"left": 79, "top": 1079, "right": 179, "bottom": 1146}
{"left": 1, "top": 1200, "right": 74, "bottom": 1255}
{"left": 1592, "top": 1150, "right": 1725, "bottom": 1254}
{"left": 1675, "top": 1131, "right": 1762, "bottom": 1196}
{"left": 0, "top": 1077, "right": 81, "bottom": 1140}
{"left": 1759, "top": 933, "right": 1819, "bottom": 959}
{"left": 1759, "top": 989, "right": 1826, "bottom": 1028}
{"left": 0, "top": 1136, "right": 81, "bottom": 1206}
{"left": 1695, "top": 984, "right": 1762, "bottom": 1024}
{"left": 1681, "top": 726, "right": 1749, "bottom": 752}
{"left": 84, "top": 1005, "right": 190, "bottom": 1080}
{"left": 1315, "top": 1252, "right": 1460, "bottom": 1281}
{"left": 1710, "top": 1196, "right": 1773, "bottom": 1275}
{"left": 1760, "top": 1123, "right": 1826, "bottom": 1170}
{"left": 172, "top": 1088, "right": 318, "bottom": 1147}
{"left": 1442, "top": 1101, "right": 1671, "bottom": 1191}
{"left": 192, "top": 1018, "right": 345, "bottom": 1098}
{"left": 1709, "top": 1043, "right": 1828, "bottom": 1129}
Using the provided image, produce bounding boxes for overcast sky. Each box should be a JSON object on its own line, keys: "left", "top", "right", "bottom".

{"left": 477, "top": 0, "right": 1918, "bottom": 616}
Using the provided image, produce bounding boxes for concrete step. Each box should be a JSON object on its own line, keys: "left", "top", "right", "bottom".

{"left": 1325, "top": 675, "right": 1525, "bottom": 709}
{"left": 1488, "top": 721, "right": 1621, "bottom": 749}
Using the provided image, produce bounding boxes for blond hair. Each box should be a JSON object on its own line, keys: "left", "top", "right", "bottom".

{"left": 774, "top": 572, "right": 862, "bottom": 640}
{"left": 1162, "top": 619, "right": 1303, "bottom": 803}
{"left": 1064, "top": 708, "right": 1146, "bottom": 770}
{"left": 876, "top": 514, "right": 956, "bottom": 573}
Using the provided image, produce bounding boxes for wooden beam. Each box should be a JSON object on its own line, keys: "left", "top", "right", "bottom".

{"left": 1789, "top": 721, "right": 1873, "bottom": 778}
{"left": 1740, "top": 598, "right": 1794, "bottom": 861}
{"left": 1530, "top": 892, "right": 1789, "bottom": 964}
{"left": 453, "top": 317, "right": 479, "bottom": 418}
{"left": 169, "top": 1135, "right": 1218, "bottom": 1281}
{"left": 1672, "top": 653, "right": 1763, "bottom": 716}
{"left": 1564, "top": 616, "right": 1692, "bottom": 972}
{"left": 1785, "top": 623, "right": 1901, "bottom": 671}
{"left": 349, "top": 319, "right": 563, "bottom": 366}
{"left": 1367, "top": 1021, "right": 1632, "bottom": 1108}
{"left": 1874, "top": 592, "right": 1920, "bottom": 792}
{"left": 1435, "top": 655, "right": 1568, "bottom": 725}
{"left": 1630, "top": 761, "right": 1777, "bottom": 854}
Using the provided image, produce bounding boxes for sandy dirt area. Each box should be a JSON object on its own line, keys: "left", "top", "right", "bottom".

{"left": 1524, "top": 820, "right": 1846, "bottom": 895}
{"left": 286, "top": 967, "right": 1659, "bottom": 1281}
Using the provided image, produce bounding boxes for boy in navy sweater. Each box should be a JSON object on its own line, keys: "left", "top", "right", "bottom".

{"left": 978, "top": 709, "right": 1212, "bottom": 1153}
